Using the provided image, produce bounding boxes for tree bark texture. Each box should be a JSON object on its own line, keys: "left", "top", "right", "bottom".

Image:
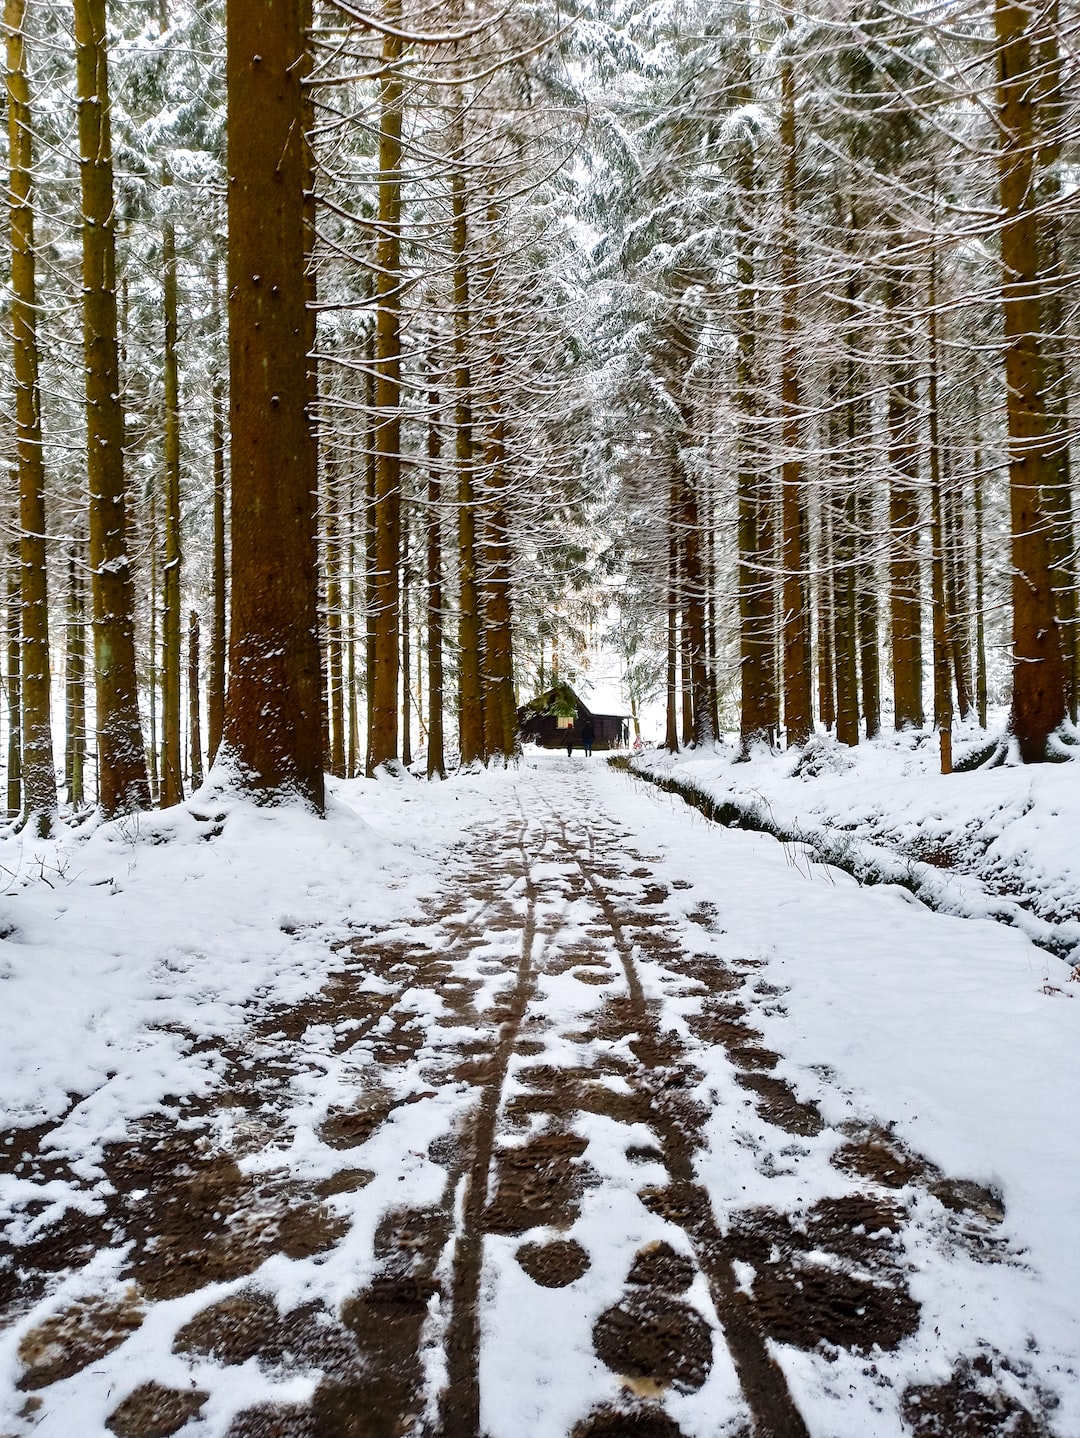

{"left": 223, "top": 0, "right": 324, "bottom": 807}
{"left": 368, "top": 16, "right": 403, "bottom": 772}
{"left": 5, "top": 0, "right": 55, "bottom": 832}
{"left": 779, "top": 47, "right": 812, "bottom": 746}
{"left": 427, "top": 380, "right": 447, "bottom": 780}
{"left": 74, "top": 0, "right": 150, "bottom": 816}
{"left": 160, "top": 211, "right": 183, "bottom": 808}
{"left": 996, "top": 0, "right": 1066, "bottom": 759}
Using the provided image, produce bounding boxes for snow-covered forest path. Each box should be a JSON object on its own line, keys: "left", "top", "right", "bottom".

{"left": 2, "top": 755, "right": 1077, "bottom": 1438}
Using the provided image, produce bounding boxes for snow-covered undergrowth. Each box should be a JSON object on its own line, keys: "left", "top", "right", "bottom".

{"left": 628, "top": 725, "right": 1080, "bottom": 964}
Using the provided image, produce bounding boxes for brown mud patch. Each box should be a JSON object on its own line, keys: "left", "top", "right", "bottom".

{"left": 902, "top": 1354, "right": 1051, "bottom": 1436}
{"left": 485, "top": 1131, "right": 590, "bottom": 1234}
{"left": 593, "top": 1290, "right": 713, "bottom": 1393}
{"left": 727, "top": 1195, "right": 918, "bottom": 1352}
{"left": 17, "top": 1291, "right": 144, "bottom": 1389}
{"left": 735, "top": 1072, "right": 825, "bottom": 1137}
{"left": 627, "top": 1241, "right": 695, "bottom": 1293}
{"left": 516, "top": 1238, "right": 591, "bottom": 1287}
{"left": 106, "top": 1381, "right": 208, "bottom": 1438}
{"left": 573, "top": 1407, "right": 690, "bottom": 1438}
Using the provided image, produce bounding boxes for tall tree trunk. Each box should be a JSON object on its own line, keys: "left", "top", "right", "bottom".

{"left": 325, "top": 465, "right": 346, "bottom": 777}
{"left": 452, "top": 156, "right": 484, "bottom": 766}
{"left": 5, "top": 0, "right": 55, "bottom": 832}
{"left": 779, "top": 43, "right": 812, "bottom": 746}
{"left": 928, "top": 256, "right": 953, "bottom": 774}
{"left": 943, "top": 458, "right": 974, "bottom": 720}
{"left": 6, "top": 560, "right": 21, "bottom": 817}
{"left": 1035, "top": 0, "right": 1077, "bottom": 725}
{"left": 148, "top": 491, "right": 159, "bottom": 802}
{"left": 481, "top": 425, "right": 516, "bottom": 764}
{"left": 347, "top": 464, "right": 360, "bottom": 777}
{"left": 665, "top": 493, "right": 680, "bottom": 753}
{"left": 426, "top": 376, "right": 446, "bottom": 780}
{"left": 222, "top": 0, "right": 323, "bottom": 806}
{"left": 676, "top": 454, "right": 713, "bottom": 747}
{"left": 973, "top": 414, "right": 989, "bottom": 729}
{"left": 857, "top": 484, "right": 881, "bottom": 739}
{"left": 401, "top": 519, "right": 412, "bottom": 768}
{"left": 189, "top": 610, "right": 203, "bottom": 789}
{"left": 368, "top": 14, "right": 403, "bottom": 772}
{"left": 364, "top": 355, "right": 377, "bottom": 774}
{"left": 66, "top": 550, "right": 87, "bottom": 807}
{"left": 996, "top": 0, "right": 1066, "bottom": 757}
{"left": 74, "top": 0, "right": 150, "bottom": 816}
{"left": 817, "top": 499, "right": 836, "bottom": 733}
{"left": 160, "top": 210, "right": 183, "bottom": 808}
{"left": 207, "top": 374, "right": 227, "bottom": 763}
{"left": 885, "top": 276, "right": 924, "bottom": 730}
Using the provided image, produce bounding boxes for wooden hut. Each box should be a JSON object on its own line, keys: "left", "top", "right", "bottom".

{"left": 517, "top": 684, "right": 629, "bottom": 751}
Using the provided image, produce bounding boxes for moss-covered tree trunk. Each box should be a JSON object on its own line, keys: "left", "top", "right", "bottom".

{"left": 222, "top": 0, "right": 323, "bottom": 807}
{"left": 74, "top": 0, "right": 150, "bottom": 817}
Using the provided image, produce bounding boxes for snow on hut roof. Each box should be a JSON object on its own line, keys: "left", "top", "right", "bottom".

{"left": 579, "top": 681, "right": 629, "bottom": 717}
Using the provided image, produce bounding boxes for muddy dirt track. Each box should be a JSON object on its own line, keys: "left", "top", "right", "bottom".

{"left": 0, "top": 758, "right": 1063, "bottom": 1437}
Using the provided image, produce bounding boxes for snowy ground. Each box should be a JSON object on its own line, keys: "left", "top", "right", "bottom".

{"left": 631, "top": 724, "right": 1080, "bottom": 963}
{"left": 0, "top": 749, "right": 1077, "bottom": 1437}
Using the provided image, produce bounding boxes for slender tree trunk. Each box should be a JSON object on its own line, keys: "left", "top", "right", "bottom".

{"left": 207, "top": 374, "right": 227, "bottom": 763}
{"left": 347, "top": 465, "right": 360, "bottom": 777}
{"left": 148, "top": 491, "right": 159, "bottom": 802}
{"left": 364, "top": 354, "right": 377, "bottom": 774}
{"left": 401, "top": 520, "right": 412, "bottom": 768}
{"left": 5, "top": 0, "right": 55, "bottom": 832}
{"left": 885, "top": 276, "right": 924, "bottom": 731}
{"left": 481, "top": 424, "right": 516, "bottom": 764}
{"left": 452, "top": 157, "right": 484, "bottom": 766}
{"left": 857, "top": 484, "right": 881, "bottom": 739}
{"left": 943, "top": 458, "right": 974, "bottom": 720}
{"left": 680, "top": 609, "right": 693, "bottom": 747}
{"left": 779, "top": 44, "right": 812, "bottom": 746}
{"left": 973, "top": 403, "right": 990, "bottom": 728}
{"left": 6, "top": 560, "right": 22, "bottom": 817}
{"left": 368, "top": 13, "right": 403, "bottom": 772}
{"left": 996, "top": 0, "right": 1066, "bottom": 757}
{"left": 927, "top": 256, "right": 953, "bottom": 773}
{"left": 74, "top": 0, "right": 150, "bottom": 816}
{"left": 817, "top": 499, "right": 836, "bottom": 733}
{"left": 222, "top": 0, "right": 323, "bottom": 806}
{"left": 675, "top": 452, "right": 713, "bottom": 747}
{"left": 160, "top": 210, "right": 183, "bottom": 808}
{"left": 325, "top": 465, "right": 346, "bottom": 777}
{"left": 665, "top": 494, "right": 680, "bottom": 753}
{"left": 189, "top": 610, "right": 203, "bottom": 789}
{"left": 66, "top": 550, "right": 87, "bottom": 807}
{"left": 427, "top": 376, "right": 446, "bottom": 780}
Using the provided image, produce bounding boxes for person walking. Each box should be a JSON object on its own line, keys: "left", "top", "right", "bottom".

{"left": 565, "top": 725, "right": 574, "bottom": 757}
{"left": 582, "top": 718, "right": 595, "bottom": 757}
